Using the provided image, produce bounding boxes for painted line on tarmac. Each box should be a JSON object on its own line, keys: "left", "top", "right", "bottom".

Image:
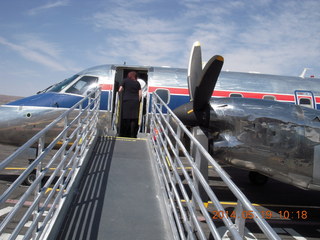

{"left": 181, "top": 199, "right": 320, "bottom": 209}
{"left": 284, "top": 228, "right": 307, "bottom": 240}
{"left": 0, "top": 207, "right": 13, "bottom": 217}
{"left": 106, "top": 136, "right": 147, "bottom": 141}
{"left": 5, "top": 199, "right": 34, "bottom": 206}
{"left": 215, "top": 201, "right": 320, "bottom": 209}
{"left": 4, "top": 167, "right": 56, "bottom": 170}
{"left": 5, "top": 199, "right": 53, "bottom": 208}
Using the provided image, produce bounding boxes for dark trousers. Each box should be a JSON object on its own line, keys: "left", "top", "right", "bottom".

{"left": 121, "top": 119, "right": 139, "bottom": 138}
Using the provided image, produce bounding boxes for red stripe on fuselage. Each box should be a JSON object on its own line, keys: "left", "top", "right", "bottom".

{"left": 212, "top": 90, "right": 295, "bottom": 101}
{"left": 147, "top": 86, "right": 298, "bottom": 102}
{"left": 148, "top": 86, "right": 189, "bottom": 95}
{"left": 100, "top": 84, "right": 113, "bottom": 91}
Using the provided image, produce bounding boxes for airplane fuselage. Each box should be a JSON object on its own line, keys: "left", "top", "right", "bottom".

{"left": 4, "top": 64, "right": 320, "bottom": 113}
{"left": 1, "top": 64, "right": 320, "bottom": 190}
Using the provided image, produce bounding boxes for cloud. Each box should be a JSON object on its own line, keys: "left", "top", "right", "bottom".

{"left": 218, "top": 0, "right": 320, "bottom": 75}
{"left": 27, "top": 0, "right": 70, "bottom": 16}
{"left": 0, "top": 35, "right": 69, "bottom": 71}
{"left": 90, "top": 1, "right": 189, "bottom": 66}
{"left": 89, "top": 0, "right": 320, "bottom": 76}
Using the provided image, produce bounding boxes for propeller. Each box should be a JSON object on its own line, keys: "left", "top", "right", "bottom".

{"left": 188, "top": 41, "right": 202, "bottom": 101}
{"left": 174, "top": 42, "right": 224, "bottom": 128}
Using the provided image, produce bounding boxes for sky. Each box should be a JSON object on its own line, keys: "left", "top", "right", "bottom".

{"left": 0, "top": 0, "right": 319, "bottom": 97}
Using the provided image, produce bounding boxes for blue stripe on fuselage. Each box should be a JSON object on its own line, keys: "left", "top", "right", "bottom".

{"left": 5, "top": 91, "right": 111, "bottom": 111}
{"left": 6, "top": 93, "right": 84, "bottom": 108}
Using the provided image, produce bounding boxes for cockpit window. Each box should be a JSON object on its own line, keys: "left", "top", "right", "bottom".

{"left": 46, "top": 75, "right": 79, "bottom": 93}
{"left": 65, "top": 76, "right": 98, "bottom": 95}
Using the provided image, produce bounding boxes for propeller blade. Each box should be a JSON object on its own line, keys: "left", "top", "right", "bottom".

{"left": 174, "top": 43, "right": 224, "bottom": 129}
{"left": 193, "top": 55, "right": 224, "bottom": 111}
{"left": 188, "top": 41, "right": 202, "bottom": 101}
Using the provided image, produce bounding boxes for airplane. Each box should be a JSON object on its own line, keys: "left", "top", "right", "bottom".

{"left": 174, "top": 42, "right": 320, "bottom": 191}
{"left": 0, "top": 41, "right": 320, "bottom": 190}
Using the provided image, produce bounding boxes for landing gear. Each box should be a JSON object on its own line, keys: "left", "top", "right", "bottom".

{"left": 24, "top": 170, "right": 36, "bottom": 186}
{"left": 248, "top": 171, "right": 269, "bottom": 186}
{"left": 24, "top": 158, "right": 36, "bottom": 186}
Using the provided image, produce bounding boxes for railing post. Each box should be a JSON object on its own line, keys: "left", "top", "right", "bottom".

{"left": 191, "top": 127, "right": 209, "bottom": 204}
{"left": 32, "top": 135, "right": 44, "bottom": 239}
{"left": 108, "top": 90, "right": 111, "bottom": 111}
{"left": 59, "top": 114, "right": 69, "bottom": 197}
{"left": 235, "top": 200, "right": 245, "bottom": 238}
{"left": 80, "top": 101, "right": 89, "bottom": 155}
{"left": 174, "top": 115, "right": 181, "bottom": 151}
{"left": 77, "top": 103, "right": 83, "bottom": 167}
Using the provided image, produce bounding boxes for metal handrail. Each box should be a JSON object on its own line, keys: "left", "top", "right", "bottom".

{"left": 149, "top": 92, "right": 280, "bottom": 240}
{"left": 0, "top": 88, "right": 101, "bottom": 240}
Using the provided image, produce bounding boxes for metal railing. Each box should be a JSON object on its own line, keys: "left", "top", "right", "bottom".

{"left": 0, "top": 88, "right": 101, "bottom": 240}
{"left": 149, "top": 92, "right": 280, "bottom": 240}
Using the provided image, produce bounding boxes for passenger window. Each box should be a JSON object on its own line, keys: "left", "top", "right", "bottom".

{"left": 263, "top": 95, "right": 276, "bottom": 101}
{"left": 66, "top": 76, "right": 98, "bottom": 95}
{"left": 155, "top": 88, "right": 170, "bottom": 104}
{"left": 299, "top": 98, "right": 312, "bottom": 108}
{"left": 229, "top": 93, "right": 243, "bottom": 98}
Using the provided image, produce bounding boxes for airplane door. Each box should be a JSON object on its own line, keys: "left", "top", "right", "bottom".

{"left": 294, "top": 90, "right": 316, "bottom": 109}
{"left": 112, "top": 68, "right": 148, "bottom": 137}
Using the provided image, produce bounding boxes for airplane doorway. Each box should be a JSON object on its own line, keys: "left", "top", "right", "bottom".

{"left": 112, "top": 67, "right": 149, "bottom": 137}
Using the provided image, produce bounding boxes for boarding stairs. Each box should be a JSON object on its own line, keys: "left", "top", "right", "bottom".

{"left": 0, "top": 88, "right": 280, "bottom": 239}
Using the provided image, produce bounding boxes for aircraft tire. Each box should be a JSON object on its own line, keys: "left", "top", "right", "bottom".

{"left": 248, "top": 171, "right": 269, "bottom": 186}
{"left": 24, "top": 170, "right": 36, "bottom": 186}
